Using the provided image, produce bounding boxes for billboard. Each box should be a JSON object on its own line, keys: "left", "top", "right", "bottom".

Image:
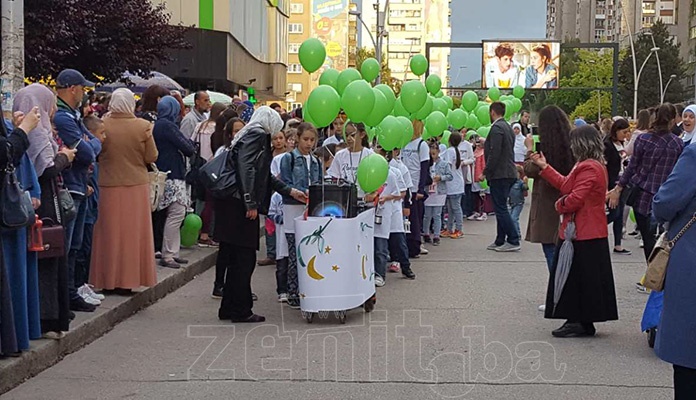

{"left": 481, "top": 41, "right": 561, "bottom": 89}
{"left": 312, "top": 0, "right": 350, "bottom": 72}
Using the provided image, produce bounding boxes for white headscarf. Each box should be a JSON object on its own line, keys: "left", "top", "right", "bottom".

{"left": 682, "top": 105, "right": 696, "bottom": 144}
{"left": 512, "top": 123, "right": 522, "bottom": 132}
{"left": 109, "top": 88, "right": 136, "bottom": 115}
{"left": 228, "top": 106, "right": 282, "bottom": 150}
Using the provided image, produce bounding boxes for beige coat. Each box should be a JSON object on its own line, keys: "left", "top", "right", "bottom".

{"left": 100, "top": 114, "right": 158, "bottom": 187}
{"left": 524, "top": 152, "right": 561, "bottom": 244}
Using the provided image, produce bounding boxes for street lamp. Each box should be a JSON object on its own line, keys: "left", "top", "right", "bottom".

{"left": 349, "top": 1, "right": 389, "bottom": 84}
{"left": 589, "top": 60, "right": 601, "bottom": 121}
{"left": 618, "top": 0, "right": 638, "bottom": 119}
{"left": 453, "top": 66, "right": 467, "bottom": 86}
{"left": 662, "top": 74, "right": 677, "bottom": 103}
{"left": 634, "top": 47, "right": 660, "bottom": 119}
{"left": 644, "top": 31, "right": 664, "bottom": 103}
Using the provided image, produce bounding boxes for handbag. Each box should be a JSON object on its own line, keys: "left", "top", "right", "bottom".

{"left": 0, "top": 144, "right": 34, "bottom": 229}
{"left": 149, "top": 163, "right": 169, "bottom": 212}
{"left": 37, "top": 218, "right": 65, "bottom": 259}
{"left": 198, "top": 148, "right": 239, "bottom": 199}
{"left": 644, "top": 212, "right": 696, "bottom": 291}
{"left": 622, "top": 184, "right": 641, "bottom": 207}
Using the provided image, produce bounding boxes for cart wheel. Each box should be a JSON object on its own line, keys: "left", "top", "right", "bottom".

{"left": 363, "top": 295, "right": 376, "bottom": 313}
{"left": 647, "top": 327, "right": 657, "bottom": 348}
{"left": 338, "top": 310, "right": 347, "bottom": 324}
{"left": 302, "top": 311, "right": 314, "bottom": 324}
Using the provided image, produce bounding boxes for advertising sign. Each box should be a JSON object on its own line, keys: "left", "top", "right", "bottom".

{"left": 482, "top": 41, "right": 561, "bottom": 89}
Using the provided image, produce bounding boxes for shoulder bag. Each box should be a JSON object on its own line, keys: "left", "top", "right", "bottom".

{"left": 55, "top": 177, "right": 77, "bottom": 223}
{"left": 186, "top": 122, "right": 209, "bottom": 200}
{"left": 0, "top": 144, "right": 34, "bottom": 229}
{"left": 149, "top": 163, "right": 169, "bottom": 212}
{"left": 198, "top": 148, "right": 239, "bottom": 199}
{"left": 644, "top": 212, "right": 696, "bottom": 291}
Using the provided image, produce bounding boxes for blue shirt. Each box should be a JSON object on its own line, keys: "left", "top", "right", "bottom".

{"left": 508, "top": 178, "right": 527, "bottom": 206}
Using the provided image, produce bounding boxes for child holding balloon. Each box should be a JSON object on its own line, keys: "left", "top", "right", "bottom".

{"left": 327, "top": 122, "right": 374, "bottom": 194}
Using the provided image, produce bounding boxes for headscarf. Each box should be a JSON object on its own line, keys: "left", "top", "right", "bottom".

{"left": 109, "top": 88, "right": 136, "bottom": 115}
{"left": 574, "top": 118, "right": 587, "bottom": 127}
{"left": 512, "top": 123, "right": 522, "bottom": 132}
{"left": 240, "top": 105, "right": 255, "bottom": 123}
{"left": 681, "top": 105, "right": 696, "bottom": 144}
{"left": 156, "top": 96, "right": 181, "bottom": 124}
{"left": 229, "top": 106, "right": 282, "bottom": 150}
{"left": 13, "top": 83, "right": 59, "bottom": 177}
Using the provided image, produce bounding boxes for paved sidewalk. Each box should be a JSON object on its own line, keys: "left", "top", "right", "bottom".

{"left": 4, "top": 211, "right": 674, "bottom": 399}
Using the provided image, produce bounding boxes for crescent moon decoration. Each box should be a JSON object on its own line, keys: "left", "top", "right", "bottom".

{"left": 361, "top": 255, "right": 367, "bottom": 280}
{"left": 307, "top": 256, "right": 325, "bottom": 281}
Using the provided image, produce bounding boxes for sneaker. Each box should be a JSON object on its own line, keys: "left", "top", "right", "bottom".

{"left": 278, "top": 293, "right": 288, "bottom": 303}
{"left": 420, "top": 245, "right": 429, "bottom": 255}
{"left": 42, "top": 331, "right": 66, "bottom": 340}
{"left": 198, "top": 238, "right": 219, "bottom": 248}
{"left": 613, "top": 248, "right": 632, "bottom": 255}
{"left": 636, "top": 283, "right": 649, "bottom": 294}
{"left": 375, "top": 276, "right": 385, "bottom": 287}
{"left": 467, "top": 213, "right": 479, "bottom": 221}
{"left": 257, "top": 258, "right": 276, "bottom": 266}
{"left": 287, "top": 297, "right": 301, "bottom": 309}
{"left": 440, "top": 229, "right": 450, "bottom": 238}
{"left": 159, "top": 259, "right": 181, "bottom": 269}
{"left": 70, "top": 297, "right": 97, "bottom": 312}
{"left": 80, "top": 291, "right": 101, "bottom": 306}
{"left": 639, "top": 239, "right": 644, "bottom": 248}
{"left": 487, "top": 242, "right": 503, "bottom": 251}
{"left": 388, "top": 262, "right": 401, "bottom": 273}
{"left": 212, "top": 285, "right": 223, "bottom": 299}
{"left": 495, "top": 242, "right": 521, "bottom": 252}
{"left": 475, "top": 214, "right": 488, "bottom": 221}
{"left": 78, "top": 284, "right": 105, "bottom": 302}
{"left": 450, "top": 230, "right": 463, "bottom": 239}
{"left": 433, "top": 237, "right": 441, "bottom": 246}
{"left": 402, "top": 267, "right": 416, "bottom": 280}
{"left": 423, "top": 235, "right": 432, "bottom": 243}
{"left": 628, "top": 230, "right": 639, "bottom": 236}
{"left": 86, "top": 285, "right": 105, "bottom": 300}
{"left": 538, "top": 304, "right": 546, "bottom": 312}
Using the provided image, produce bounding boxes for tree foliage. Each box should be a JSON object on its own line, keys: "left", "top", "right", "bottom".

{"left": 25, "top": 0, "right": 190, "bottom": 81}
{"left": 355, "top": 47, "right": 401, "bottom": 94}
{"left": 618, "top": 20, "right": 686, "bottom": 113}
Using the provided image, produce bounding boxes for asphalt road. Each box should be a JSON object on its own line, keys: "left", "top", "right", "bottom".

{"left": 4, "top": 208, "right": 673, "bottom": 400}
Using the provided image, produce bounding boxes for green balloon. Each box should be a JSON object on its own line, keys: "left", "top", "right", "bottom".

{"left": 487, "top": 86, "right": 501, "bottom": 101}
{"left": 410, "top": 54, "right": 428, "bottom": 76}
{"left": 341, "top": 80, "right": 375, "bottom": 123}
{"left": 431, "top": 98, "right": 448, "bottom": 115}
{"left": 400, "top": 80, "right": 427, "bottom": 114}
{"left": 513, "top": 85, "right": 525, "bottom": 99}
{"left": 435, "top": 90, "right": 444, "bottom": 98}
{"left": 479, "top": 179, "right": 489, "bottom": 190}
{"left": 414, "top": 95, "right": 433, "bottom": 121}
{"left": 533, "top": 134, "right": 540, "bottom": 143}
{"left": 363, "top": 89, "right": 390, "bottom": 127}
{"left": 448, "top": 108, "right": 467, "bottom": 130}
{"left": 465, "top": 113, "right": 481, "bottom": 130}
{"left": 443, "top": 95, "right": 454, "bottom": 110}
{"left": 393, "top": 97, "right": 410, "bottom": 118}
{"left": 396, "top": 116, "right": 414, "bottom": 148}
{"left": 298, "top": 38, "right": 326, "bottom": 73}
{"left": 180, "top": 213, "right": 203, "bottom": 247}
{"left": 477, "top": 126, "right": 491, "bottom": 139}
{"left": 306, "top": 85, "right": 341, "bottom": 127}
{"left": 510, "top": 98, "right": 523, "bottom": 114}
{"left": 462, "top": 91, "right": 478, "bottom": 112}
{"left": 377, "top": 115, "right": 402, "bottom": 151}
{"left": 425, "top": 111, "right": 448, "bottom": 137}
{"left": 337, "top": 68, "right": 362, "bottom": 95}
{"left": 361, "top": 58, "right": 381, "bottom": 82}
{"left": 476, "top": 105, "right": 491, "bottom": 125}
{"left": 374, "top": 84, "right": 396, "bottom": 112}
{"left": 527, "top": 177, "right": 533, "bottom": 191}
{"left": 319, "top": 68, "right": 340, "bottom": 89}
{"left": 440, "top": 130, "right": 451, "bottom": 146}
{"left": 425, "top": 74, "right": 442, "bottom": 96}
{"left": 357, "top": 154, "right": 389, "bottom": 193}
{"left": 304, "top": 101, "right": 317, "bottom": 126}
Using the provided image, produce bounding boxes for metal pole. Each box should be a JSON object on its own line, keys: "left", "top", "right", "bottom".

{"left": 619, "top": 0, "right": 639, "bottom": 119}
{"left": 648, "top": 33, "right": 664, "bottom": 104}
{"left": 662, "top": 75, "right": 676, "bottom": 103}
{"left": 1, "top": 0, "right": 24, "bottom": 114}
{"left": 375, "top": 0, "right": 381, "bottom": 84}
{"left": 635, "top": 51, "right": 655, "bottom": 116}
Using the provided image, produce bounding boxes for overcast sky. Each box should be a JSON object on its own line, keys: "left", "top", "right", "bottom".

{"left": 448, "top": 0, "right": 547, "bottom": 86}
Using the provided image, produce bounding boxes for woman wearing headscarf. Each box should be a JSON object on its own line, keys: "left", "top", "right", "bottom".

{"left": 680, "top": 105, "right": 696, "bottom": 146}
{"left": 240, "top": 101, "right": 255, "bottom": 124}
{"left": 16, "top": 85, "right": 76, "bottom": 341}
{"left": 89, "top": 89, "right": 158, "bottom": 293}
{"left": 216, "top": 106, "right": 306, "bottom": 323}
{"left": 153, "top": 96, "right": 195, "bottom": 269}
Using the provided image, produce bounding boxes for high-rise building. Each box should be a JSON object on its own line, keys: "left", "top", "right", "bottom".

{"left": 286, "top": 0, "right": 312, "bottom": 110}
{"left": 358, "top": 0, "right": 451, "bottom": 83}
{"left": 546, "top": 0, "right": 623, "bottom": 43}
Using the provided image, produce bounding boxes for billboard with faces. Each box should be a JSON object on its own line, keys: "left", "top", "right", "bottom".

{"left": 482, "top": 41, "right": 561, "bottom": 89}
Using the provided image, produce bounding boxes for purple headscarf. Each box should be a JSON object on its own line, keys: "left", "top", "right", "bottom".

{"left": 13, "top": 84, "right": 59, "bottom": 177}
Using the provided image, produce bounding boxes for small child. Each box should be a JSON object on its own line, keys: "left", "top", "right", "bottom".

{"left": 468, "top": 135, "right": 489, "bottom": 221}
{"left": 270, "top": 130, "right": 289, "bottom": 177}
{"left": 424, "top": 143, "right": 451, "bottom": 245}
{"left": 269, "top": 192, "right": 289, "bottom": 302}
{"left": 443, "top": 132, "right": 466, "bottom": 239}
{"left": 508, "top": 165, "right": 528, "bottom": 238}
{"left": 314, "top": 144, "right": 336, "bottom": 178}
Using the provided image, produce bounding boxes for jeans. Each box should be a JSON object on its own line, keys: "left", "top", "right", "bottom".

{"left": 674, "top": 364, "right": 696, "bottom": 400}
{"left": 509, "top": 202, "right": 524, "bottom": 238}
{"left": 423, "top": 205, "right": 443, "bottom": 237}
{"left": 218, "top": 242, "right": 256, "bottom": 320}
{"left": 64, "top": 194, "right": 86, "bottom": 301}
{"left": 74, "top": 222, "right": 93, "bottom": 289}
{"left": 489, "top": 179, "right": 520, "bottom": 246}
{"left": 634, "top": 211, "right": 657, "bottom": 261}
{"left": 541, "top": 243, "right": 556, "bottom": 273}
{"left": 407, "top": 195, "right": 424, "bottom": 257}
{"left": 461, "top": 184, "right": 474, "bottom": 217}
{"left": 374, "top": 237, "right": 389, "bottom": 279}
{"left": 607, "top": 194, "right": 626, "bottom": 248}
{"left": 446, "top": 194, "right": 463, "bottom": 232}
{"left": 388, "top": 232, "right": 411, "bottom": 271}
{"left": 275, "top": 257, "right": 288, "bottom": 295}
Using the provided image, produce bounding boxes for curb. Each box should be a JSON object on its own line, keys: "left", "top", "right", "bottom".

{"left": 0, "top": 248, "right": 218, "bottom": 394}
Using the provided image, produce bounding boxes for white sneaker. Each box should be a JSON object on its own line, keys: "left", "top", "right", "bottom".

{"left": 475, "top": 214, "right": 488, "bottom": 221}
{"left": 77, "top": 285, "right": 102, "bottom": 305}
{"left": 375, "top": 276, "right": 385, "bottom": 287}
{"left": 538, "top": 304, "right": 546, "bottom": 312}
{"left": 639, "top": 239, "right": 644, "bottom": 248}
{"left": 278, "top": 293, "right": 288, "bottom": 303}
{"left": 83, "top": 284, "right": 105, "bottom": 300}
{"left": 420, "top": 245, "right": 429, "bottom": 255}
{"left": 467, "top": 213, "right": 479, "bottom": 221}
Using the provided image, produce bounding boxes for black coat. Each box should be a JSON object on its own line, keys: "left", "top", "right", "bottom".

{"left": 603, "top": 137, "right": 623, "bottom": 190}
{"left": 483, "top": 119, "right": 517, "bottom": 180}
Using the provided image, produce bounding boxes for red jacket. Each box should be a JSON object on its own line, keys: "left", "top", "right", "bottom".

{"left": 539, "top": 159, "right": 608, "bottom": 241}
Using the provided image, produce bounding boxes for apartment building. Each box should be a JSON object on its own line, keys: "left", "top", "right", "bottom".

{"left": 546, "top": 0, "right": 623, "bottom": 43}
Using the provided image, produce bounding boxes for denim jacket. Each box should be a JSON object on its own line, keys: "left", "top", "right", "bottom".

{"left": 279, "top": 148, "right": 322, "bottom": 205}
{"left": 431, "top": 158, "right": 453, "bottom": 195}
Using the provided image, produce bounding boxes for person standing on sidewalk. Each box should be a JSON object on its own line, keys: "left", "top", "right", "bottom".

{"left": 483, "top": 102, "right": 520, "bottom": 252}
{"left": 53, "top": 69, "right": 103, "bottom": 313}
{"left": 180, "top": 91, "right": 210, "bottom": 138}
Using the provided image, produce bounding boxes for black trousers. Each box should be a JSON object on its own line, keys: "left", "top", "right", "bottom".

{"left": 634, "top": 211, "right": 656, "bottom": 261}
{"left": 674, "top": 365, "right": 696, "bottom": 400}
{"left": 218, "top": 242, "right": 256, "bottom": 320}
{"left": 152, "top": 209, "right": 167, "bottom": 253}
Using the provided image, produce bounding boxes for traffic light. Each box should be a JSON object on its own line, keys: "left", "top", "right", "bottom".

{"left": 247, "top": 87, "right": 257, "bottom": 104}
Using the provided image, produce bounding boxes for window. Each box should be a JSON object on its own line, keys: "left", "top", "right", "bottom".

{"left": 659, "top": 16, "right": 674, "bottom": 24}
{"left": 289, "top": 43, "right": 301, "bottom": 53}
{"left": 288, "top": 64, "right": 303, "bottom": 73}
{"left": 289, "top": 23, "right": 303, "bottom": 34}
{"left": 290, "top": 3, "right": 303, "bottom": 13}
{"left": 289, "top": 83, "right": 302, "bottom": 92}
{"left": 291, "top": 102, "right": 302, "bottom": 110}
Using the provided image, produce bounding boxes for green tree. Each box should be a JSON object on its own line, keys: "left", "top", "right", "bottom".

{"left": 354, "top": 47, "right": 401, "bottom": 94}
{"left": 571, "top": 91, "right": 613, "bottom": 121}
{"left": 618, "top": 20, "right": 686, "bottom": 113}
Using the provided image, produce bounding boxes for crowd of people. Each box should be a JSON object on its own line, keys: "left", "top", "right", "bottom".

{"left": 0, "top": 69, "right": 693, "bottom": 398}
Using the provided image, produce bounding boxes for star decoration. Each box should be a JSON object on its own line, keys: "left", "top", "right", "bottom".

{"left": 325, "top": 246, "right": 332, "bottom": 254}
{"left": 332, "top": 265, "right": 340, "bottom": 272}
{"left": 299, "top": 293, "right": 306, "bottom": 299}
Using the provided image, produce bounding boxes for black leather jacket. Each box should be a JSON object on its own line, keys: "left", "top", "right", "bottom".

{"left": 232, "top": 126, "right": 291, "bottom": 214}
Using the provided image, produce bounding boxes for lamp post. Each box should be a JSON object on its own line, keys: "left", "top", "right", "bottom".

{"left": 589, "top": 59, "right": 601, "bottom": 121}
{"left": 634, "top": 47, "right": 660, "bottom": 117}
{"left": 645, "top": 31, "right": 664, "bottom": 103}
{"left": 618, "top": 0, "right": 638, "bottom": 119}
{"left": 662, "top": 73, "right": 677, "bottom": 103}
{"left": 350, "top": 0, "right": 389, "bottom": 84}
{"left": 453, "top": 66, "right": 467, "bottom": 87}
